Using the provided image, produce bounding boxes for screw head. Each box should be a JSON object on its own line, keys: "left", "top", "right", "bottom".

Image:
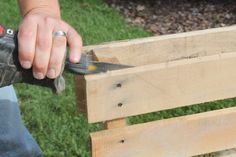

{"left": 116, "top": 83, "right": 122, "bottom": 88}
{"left": 120, "top": 139, "right": 125, "bottom": 143}
{"left": 118, "top": 103, "right": 123, "bottom": 107}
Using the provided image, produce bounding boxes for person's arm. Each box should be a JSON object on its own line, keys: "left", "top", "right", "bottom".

{"left": 17, "top": 0, "right": 82, "bottom": 79}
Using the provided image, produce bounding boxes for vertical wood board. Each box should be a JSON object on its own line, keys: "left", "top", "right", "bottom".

{"left": 94, "top": 53, "right": 127, "bottom": 129}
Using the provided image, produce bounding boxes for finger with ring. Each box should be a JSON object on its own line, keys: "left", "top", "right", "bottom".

{"left": 53, "top": 31, "right": 67, "bottom": 37}
{"left": 47, "top": 30, "right": 67, "bottom": 79}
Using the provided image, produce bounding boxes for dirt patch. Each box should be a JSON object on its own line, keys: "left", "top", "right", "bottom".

{"left": 106, "top": 0, "right": 236, "bottom": 35}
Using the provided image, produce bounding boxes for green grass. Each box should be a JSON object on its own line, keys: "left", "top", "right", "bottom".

{"left": 1, "top": 0, "right": 236, "bottom": 157}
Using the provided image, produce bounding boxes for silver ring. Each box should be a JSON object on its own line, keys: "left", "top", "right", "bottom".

{"left": 53, "top": 31, "right": 67, "bottom": 37}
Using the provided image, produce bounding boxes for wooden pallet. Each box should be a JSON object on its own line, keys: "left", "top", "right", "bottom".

{"left": 76, "top": 25, "right": 236, "bottom": 157}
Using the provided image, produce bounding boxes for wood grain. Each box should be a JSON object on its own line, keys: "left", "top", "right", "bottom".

{"left": 84, "top": 26, "right": 236, "bottom": 66}
{"left": 85, "top": 52, "right": 236, "bottom": 122}
{"left": 91, "top": 107, "right": 236, "bottom": 157}
{"left": 93, "top": 51, "right": 127, "bottom": 129}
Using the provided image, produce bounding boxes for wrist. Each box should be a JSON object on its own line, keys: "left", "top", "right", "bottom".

{"left": 17, "top": 0, "right": 61, "bottom": 19}
{"left": 24, "top": 8, "right": 61, "bottom": 19}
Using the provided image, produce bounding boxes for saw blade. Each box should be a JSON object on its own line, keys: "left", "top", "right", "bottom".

{"left": 65, "top": 54, "right": 133, "bottom": 75}
{"left": 91, "top": 62, "right": 133, "bottom": 74}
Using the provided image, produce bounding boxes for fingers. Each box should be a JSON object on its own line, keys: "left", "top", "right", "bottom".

{"left": 48, "top": 23, "right": 82, "bottom": 78}
{"left": 18, "top": 16, "right": 37, "bottom": 69}
{"left": 47, "top": 28, "right": 67, "bottom": 79}
{"left": 33, "top": 19, "right": 53, "bottom": 79}
{"left": 67, "top": 25, "right": 82, "bottom": 63}
{"left": 18, "top": 14, "right": 82, "bottom": 80}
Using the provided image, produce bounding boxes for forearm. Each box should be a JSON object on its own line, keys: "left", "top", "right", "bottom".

{"left": 17, "top": 0, "right": 61, "bottom": 18}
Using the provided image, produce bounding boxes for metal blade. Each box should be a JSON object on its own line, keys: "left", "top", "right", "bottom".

{"left": 65, "top": 59, "right": 133, "bottom": 75}
{"left": 92, "top": 62, "right": 133, "bottom": 73}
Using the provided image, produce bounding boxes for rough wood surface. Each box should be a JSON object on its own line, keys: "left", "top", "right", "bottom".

{"left": 91, "top": 107, "right": 236, "bottom": 157}
{"left": 84, "top": 26, "right": 236, "bottom": 66}
{"left": 85, "top": 52, "right": 236, "bottom": 123}
{"left": 94, "top": 52, "right": 127, "bottom": 129}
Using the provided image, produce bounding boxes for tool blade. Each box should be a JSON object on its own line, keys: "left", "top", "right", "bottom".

{"left": 65, "top": 59, "right": 132, "bottom": 75}
{"left": 91, "top": 62, "right": 133, "bottom": 73}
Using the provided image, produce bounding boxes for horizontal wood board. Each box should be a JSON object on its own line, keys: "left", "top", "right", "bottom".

{"left": 91, "top": 107, "right": 236, "bottom": 157}
{"left": 85, "top": 52, "right": 236, "bottom": 122}
{"left": 84, "top": 26, "right": 236, "bottom": 66}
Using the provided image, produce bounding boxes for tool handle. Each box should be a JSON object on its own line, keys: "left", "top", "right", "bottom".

{"left": 0, "top": 25, "right": 65, "bottom": 93}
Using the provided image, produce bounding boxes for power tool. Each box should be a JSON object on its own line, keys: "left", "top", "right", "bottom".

{"left": 0, "top": 25, "right": 131, "bottom": 93}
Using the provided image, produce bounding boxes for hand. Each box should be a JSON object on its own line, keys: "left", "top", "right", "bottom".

{"left": 17, "top": 12, "right": 82, "bottom": 79}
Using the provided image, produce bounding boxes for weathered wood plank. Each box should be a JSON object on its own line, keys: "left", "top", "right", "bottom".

{"left": 84, "top": 26, "right": 236, "bottom": 66}
{"left": 85, "top": 52, "right": 236, "bottom": 122}
{"left": 91, "top": 107, "right": 236, "bottom": 157}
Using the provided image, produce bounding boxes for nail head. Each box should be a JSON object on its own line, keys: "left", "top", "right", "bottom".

{"left": 118, "top": 103, "right": 123, "bottom": 107}
{"left": 116, "top": 83, "right": 122, "bottom": 88}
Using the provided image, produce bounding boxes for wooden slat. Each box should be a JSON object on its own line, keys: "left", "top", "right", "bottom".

{"left": 84, "top": 26, "right": 236, "bottom": 66}
{"left": 91, "top": 107, "right": 236, "bottom": 157}
{"left": 85, "top": 52, "right": 236, "bottom": 122}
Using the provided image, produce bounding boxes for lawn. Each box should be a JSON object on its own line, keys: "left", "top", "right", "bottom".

{"left": 1, "top": 0, "right": 236, "bottom": 157}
